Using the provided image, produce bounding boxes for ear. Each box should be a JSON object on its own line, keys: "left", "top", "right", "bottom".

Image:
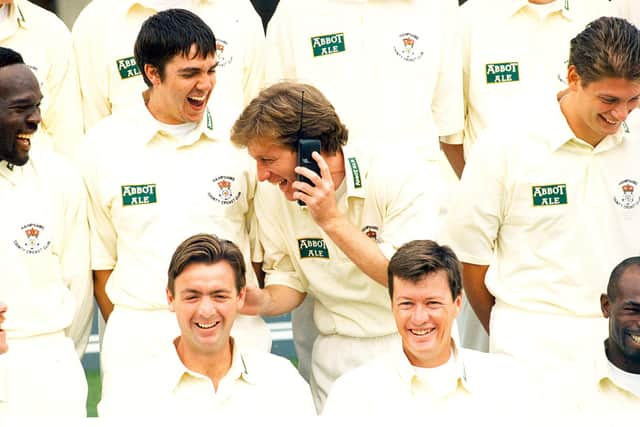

{"left": 600, "top": 293, "right": 610, "bottom": 319}
{"left": 144, "top": 63, "right": 162, "bottom": 87}
{"left": 567, "top": 65, "right": 581, "bottom": 91}
{"left": 166, "top": 288, "right": 175, "bottom": 312}
{"left": 236, "top": 286, "right": 247, "bottom": 310}
{"left": 453, "top": 294, "right": 463, "bottom": 315}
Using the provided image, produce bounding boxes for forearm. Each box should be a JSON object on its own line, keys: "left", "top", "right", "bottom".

{"left": 261, "top": 285, "right": 306, "bottom": 316}
{"left": 321, "top": 216, "right": 389, "bottom": 286}
{"left": 93, "top": 269, "right": 114, "bottom": 321}
{"left": 462, "top": 262, "right": 494, "bottom": 333}
{"left": 440, "top": 141, "right": 465, "bottom": 179}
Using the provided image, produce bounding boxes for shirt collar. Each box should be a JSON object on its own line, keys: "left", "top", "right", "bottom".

{"left": 391, "top": 339, "right": 474, "bottom": 396}
{"left": 500, "top": 0, "right": 570, "bottom": 21}
{"left": 538, "top": 97, "right": 628, "bottom": 153}
{"left": 166, "top": 337, "right": 255, "bottom": 393}
{"left": 596, "top": 341, "right": 640, "bottom": 398}
{"left": 130, "top": 93, "right": 219, "bottom": 147}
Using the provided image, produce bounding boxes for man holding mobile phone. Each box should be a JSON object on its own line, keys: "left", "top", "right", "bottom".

{"left": 231, "top": 82, "right": 442, "bottom": 411}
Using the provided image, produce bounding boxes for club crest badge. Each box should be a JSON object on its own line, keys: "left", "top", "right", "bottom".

{"left": 614, "top": 179, "right": 640, "bottom": 209}
{"left": 393, "top": 33, "right": 423, "bottom": 62}
{"left": 216, "top": 39, "right": 233, "bottom": 67}
{"left": 362, "top": 225, "right": 379, "bottom": 242}
{"left": 209, "top": 176, "right": 241, "bottom": 205}
{"left": 13, "top": 223, "right": 50, "bottom": 254}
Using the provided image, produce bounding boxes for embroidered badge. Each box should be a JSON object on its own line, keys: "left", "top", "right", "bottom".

{"left": 347, "top": 157, "right": 362, "bottom": 189}
{"left": 208, "top": 176, "right": 241, "bottom": 205}
{"left": 298, "top": 238, "right": 330, "bottom": 259}
{"left": 362, "top": 225, "right": 379, "bottom": 242}
{"left": 393, "top": 33, "right": 424, "bottom": 62}
{"left": 121, "top": 184, "right": 157, "bottom": 206}
{"left": 13, "top": 224, "right": 50, "bottom": 254}
{"left": 532, "top": 184, "right": 567, "bottom": 206}
{"left": 614, "top": 179, "right": 640, "bottom": 209}
{"left": 215, "top": 39, "right": 233, "bottom": 67}
{"left": 310, "top": 32, "right": 346, "bottom": 57}
{"left": 485, "top": 62, "right": 520, "bottom": 84}
{"left": 116, "top": 56, "right": 141, "bottom": 80}
{"left": 206, "top": 109, "right": 213, "bottom": 130}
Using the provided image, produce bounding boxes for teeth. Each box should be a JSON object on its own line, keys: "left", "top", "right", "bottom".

{"left": 630, "top": 334, "right": 640, "bottom": 344}
{"left": 188, "top": 95, "right": 206, "bottom": 102}
{"left": 411, "top": 328, "right": 433, "bottom": 336}
{"left": 17, "top": 134, "right": 32, "bottom": 140}
{"left": 603, "top": 116, "right": 618, "bottom": 125}
{"left": 196, "top": 321, "right": 218, "bottom": 329}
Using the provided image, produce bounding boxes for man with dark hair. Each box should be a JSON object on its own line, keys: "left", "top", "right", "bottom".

{"left": 72, "top": 0, "right": 264, "bottom": 133}
{"left": 0, "top": 46, "right": 90, "bottom": 417}
{"left": 447, "top": 16, "right": 640, "bottom": 375}
{"left": 82, "top": 9, "right": 269, "bottom": 400}
{"left": 234, "top": 82, "right": 441, "bottom": 411}
{"left": 98, "top": 234, "right": 314, "bottom": 417}
{"left": 323, "top": 240, "right": 514, "bottom": 417}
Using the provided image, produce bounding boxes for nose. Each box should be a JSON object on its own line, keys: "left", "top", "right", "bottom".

{"left": 26, "top": 106, "right": 41, "bottom": 129}
{"left": 256, "top": 162, "right": 270, "bottom": 182}
{"left": 197, "top": 73, "right": 214, "bottom": 93}
{"left": 198, "top": 297, "right": 216, "bottom": 317}
{"left": 611, "top": 104, "right": 630, "bottom": 122}
{"left": 412, "top": 304, "right": 429, "bottom": 324}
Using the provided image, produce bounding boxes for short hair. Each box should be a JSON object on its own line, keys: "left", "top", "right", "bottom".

{"left": 134, "top": 8, "right": 216, "bottom": 87}
{"left": 569, "top": 16, "right": 640, "bottom": 85}
{"left": 231, "top": 82, "right": 349, "bottom": 154}
{"left": 607, "top": 256, "right": 640, "bottom": 301}
{"left": 167, "top": 234, "right": 246, "bottom": 295}
{"left": 0, "top": 47, "right": 24, "bottom": 68}
{"left": 388, "top": 240, "right": 463, "bottom": 300}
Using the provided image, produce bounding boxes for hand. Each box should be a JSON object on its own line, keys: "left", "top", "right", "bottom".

{"left": 241, "top": 285, "right": 266, "bottom": 316}
{"left": 293, "top": 151, "right": 340, "bottom": 229}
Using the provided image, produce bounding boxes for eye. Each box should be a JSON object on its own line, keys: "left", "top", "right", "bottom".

{"left": 599, "top": 97, "right": 616, "bottom": 105}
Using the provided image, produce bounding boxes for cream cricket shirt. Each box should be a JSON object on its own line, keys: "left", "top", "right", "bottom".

{"left": 82, "top": 99, "right": 258, "bottom": 309}
{"left": 98, "top": 338, "right": 316, "bottom": 417}
{"left": 460, "top": 0, "right": 616, "bottom": 153}
{"left": 0, "top": 147, "right": 91, "bottom": 343}
{"left": 582, "top": 352, "right": 640, "bottom": 416}
{"left": 447, "top": 101, "right": 640, "bottom": 317}
{"left": 323, "top": 341, "right": 518, "bottom": 418}
{"left": 256, "top": 145, "right": 441, "bottom": 338}
{"left": 264, "top": 0, "right": 463, "bottom": 161}
{"left": 0, "top": 0, "right": 83, "bottom": 158}
{"left": 613, "top": 0, "right": 640, "bottom": 27}
{"left": 72, "top": 0, "right": 265, "bottom": 133}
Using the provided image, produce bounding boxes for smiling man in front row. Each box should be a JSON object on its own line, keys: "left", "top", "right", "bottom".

{"left": 98, "top": 234, "right": 314, "bottom": 416}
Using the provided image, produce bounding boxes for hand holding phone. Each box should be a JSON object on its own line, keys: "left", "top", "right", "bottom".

{"left": 296, "top": 138, "right": 321, "bottom": 206}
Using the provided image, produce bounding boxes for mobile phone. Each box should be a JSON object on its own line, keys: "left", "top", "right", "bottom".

{"left": 296, "top": 138, "right": 321, "bottom": 206}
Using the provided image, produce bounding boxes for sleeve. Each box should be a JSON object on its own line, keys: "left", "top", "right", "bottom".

{"left": 263, "top": 0, "right": 298, "bottom": 84}
{"left": 254, "top": 186, "right": 306, "bottom": 292}
{"left": 373, "top": 155, "right": 442, "bottom": 260}
{"left": 72, "top": 3, "right": 112, "bottom": 132}
{"left": 240, "top": 8, "right": 267, "bottom": 105}
{"left": 59, "top": 160, "right": 93, "bottom": 357}
{"left": 39, "top": 20, "right": 84, "bottom": 159}
{"left": 79, "top": 133, "right": 118, "bottom": 270}
{"left": 443, "top": 131, "right": 507, "bottom": 265}
{"left": 431, "top": 3, "right": 464, "bottom": 140}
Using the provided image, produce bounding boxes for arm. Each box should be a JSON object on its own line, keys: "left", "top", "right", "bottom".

{"left": 440, "top": 141, "right": 465, "bottom": 179}
{"left": 94, "top": 270, "right": 114, "bottom": 321}
{"left": 462, "top": 262, "right": 493, "bottom": 333}
{"left": 242, "top": 284, "right": 306, "bottom": 317}
{"left": 294, "top": 152, "right": 389, "bottom": 286}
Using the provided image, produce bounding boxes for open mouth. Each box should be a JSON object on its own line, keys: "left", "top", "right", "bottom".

{"left": 187, "top": 95, "right": 206, "bottom": 108}
{"left": 195, "top": 321, "right": 220, "bottom": 330}
{"left": 629, "top": 333, "right": 640, "bottom": 344}
{"left": 16, "top": 133, "right": 33, "bottom": 150}
{"left": 410, "top": 327, "right": 435, "bottom": 337}
{"left": 600, "top": 115, "right": 619, "bottom": 126}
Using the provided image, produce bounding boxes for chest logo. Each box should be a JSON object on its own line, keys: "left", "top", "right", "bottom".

{"left": 121, "top": 184, "right": 157, "bottom": 206}
{"left": 348, "top": 157, "right": 362, "bottom": 189}
{"left": 393, "top": 33, "right": 423, "bottom": 62}
{"left": 209, "top": 176, "right": 241, "bottom": 205}
{"left": 311, "top": 32, "right": 346, "bottom": 57}
{"left": 298, "top": 238, "right": 330, "bottom": 259}
{"left": 532, "top": 184, "right": 567, "bottom": 206}
{"left": 614, "top": 179, "right": 640, "bottom": 209}
{"left": 216, "top": 39, "right": 233, "bottom": 67}
{"left": 116, "top": 56, "right": 141, "bottom": 80}
{"left": 14, "top": 224, "right": 50, "bottom": 254}
{"left": 486, "top": 62, "right": 520, "bottom": 84}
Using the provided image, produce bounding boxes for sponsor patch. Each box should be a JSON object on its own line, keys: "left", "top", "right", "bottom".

{"left": 362, "top": 225, "right": 379, "bottom": 241}
{"left": 348, "top": 157, "right": 362, "bottom": 189}
{"left": 485, "top": 62, "right": 519, "bottom": 84}
{"left": 13, "top": 223, "right": 50, "bottom": 254}
{"left": 206, "top": 109, "right": 213, "bottom": 130}
{"left": 121, "top": 184, "right": 157, "bottom": 206}
{"left": 216, "top": 39, "right": 233, "bottom": 67}
{"left": 298, "top": 238, "right": 330, "bottom": 259}
{"left": 116, "top": 56, "right": 141, "bottom": 80}
{"left": 208, "top": 176, "right": 241, "bottom": 205}
{"left": 393, "top": 33, "right": 424, "bottom": 62}
{"left": 532, "top": 184, "right": 567, "bottom": 206}
{"left": 614, "top": 179, "right": 640, "bottom": 209}
{"left": 311, "top": 32, "right": 346, "bottom": 57}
